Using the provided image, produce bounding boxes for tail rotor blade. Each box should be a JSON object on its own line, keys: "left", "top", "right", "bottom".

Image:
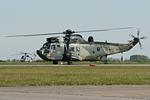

{"left": 139, "top": 41, "right": 142, "bottom": 48}
{"left": 130, "top": 34, "right": 136, "bottom": 38}
{"left": 137, "top": 28, "right": 140, "bottom": 37}
{"left": 140, "top": 36, "right": 147, "bottom": 39}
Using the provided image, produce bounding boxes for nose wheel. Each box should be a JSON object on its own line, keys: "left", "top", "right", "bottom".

{"left": 53, "top": 61, "right": 58, "bottom": 64}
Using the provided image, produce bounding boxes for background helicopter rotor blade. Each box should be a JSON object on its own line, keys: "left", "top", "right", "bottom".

{"left": 20, "top": 52, "right": 32, "bottom": 55}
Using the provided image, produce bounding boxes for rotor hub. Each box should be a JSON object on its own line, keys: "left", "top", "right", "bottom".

{"left": 133, "top": 37, "right": 139, "bottom": 42}
{"left": 63, "top": 29, "right": 75, "bottom": 35}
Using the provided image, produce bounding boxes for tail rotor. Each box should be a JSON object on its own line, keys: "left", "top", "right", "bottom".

{"left": 130, "top": 28, "right": 146, "bottom": 48}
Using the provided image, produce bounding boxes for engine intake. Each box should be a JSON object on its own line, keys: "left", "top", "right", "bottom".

{"left": 88, "top": 36, "right": 94, "bottom": 42}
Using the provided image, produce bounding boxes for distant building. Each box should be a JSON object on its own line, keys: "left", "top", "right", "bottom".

{"left": 130, "top": 55, "right": 149, "bottom": 62}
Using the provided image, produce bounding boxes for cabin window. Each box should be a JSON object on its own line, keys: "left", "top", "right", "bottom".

{"left": 43, "top": 43, "right": 50, "bottom": 49}
{"left": 97, "top": 47, "right": 100, "bottom": 51}
{"left": 57, "top": 45, "right": 60, "bottom": 47}
{"left": 76, "top": 47, "right": 80, "bottom": 52}
{"left": 51, "top": 45, "right": 56, "bottom": 50}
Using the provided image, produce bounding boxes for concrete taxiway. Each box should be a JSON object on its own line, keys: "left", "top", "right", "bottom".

{"left": 0, "top": 86, "right": 150, "bottom": 100}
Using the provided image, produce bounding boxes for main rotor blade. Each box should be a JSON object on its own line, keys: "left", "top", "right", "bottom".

{"left": 6, "top": 27, "right": 134, "bottom": 37}
{"left": 74, "top": 27, "right": 134, "bottom": 33}
{"left": 6, "top": 32, "right": 62, "bottom": 37}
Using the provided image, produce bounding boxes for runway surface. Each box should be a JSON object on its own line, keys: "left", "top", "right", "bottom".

{"left": 0, "top": 86, "right": 150, "bottom": 100}
{"left": 0, "top": 64, "right": 150, "bottom": 67}
{"left": 0, "top": 64, "right": 150, "bottom": 100}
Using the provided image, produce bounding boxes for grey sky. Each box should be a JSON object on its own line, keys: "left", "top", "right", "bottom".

{"left": 0, "top": 0, "right": 149, "bottom": 60}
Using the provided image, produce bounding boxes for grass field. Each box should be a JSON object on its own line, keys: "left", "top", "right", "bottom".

{"left": 1, "top": 60, "right": 150, "bottom": 65}
{"left": 0, "top": 65, "right": 150, "bottom": 86}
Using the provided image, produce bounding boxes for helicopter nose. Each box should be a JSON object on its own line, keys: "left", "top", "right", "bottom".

{"left": 37, "top": 50, "right": 49, "bottom": 61}
{"left": 37, "top": 50, "right": 45, "bottom": 58}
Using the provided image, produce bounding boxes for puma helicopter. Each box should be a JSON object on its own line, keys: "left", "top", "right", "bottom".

{"left": 6, "top": 27, "right": 146, "bottom": 64}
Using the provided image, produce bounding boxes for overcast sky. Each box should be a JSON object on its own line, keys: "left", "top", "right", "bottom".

{"left": 0, "top": 0, "right": 150, "bottom": 60}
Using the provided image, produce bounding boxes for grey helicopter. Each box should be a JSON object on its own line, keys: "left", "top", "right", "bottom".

{"left": 6, "top": 27, "right": 146, "bottom": 64}
{"left": 20, "top": 52, "right": 33, "bottom": 62}
{"left": 11, "top": 52, "right": 33, "bottom": 62}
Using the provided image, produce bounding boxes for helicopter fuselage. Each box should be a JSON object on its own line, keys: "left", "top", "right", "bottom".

{"left": 37, "top": 34, "right": 138, "bottom": 61}
{"left": 6, "top": 27, "right": 144, "bottom": 64}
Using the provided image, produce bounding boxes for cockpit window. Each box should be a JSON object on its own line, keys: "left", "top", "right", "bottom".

{"left": 57, "top": 45, "right": 60, "bottom": 47}
{"left": 43, "top": 43, "right": 50, "bottom": 49}
{"left": 51, "top": 45, "right": 56, "bottom": 50}
{"left": 70, "top": 47, "right": 75, "bottom": 52}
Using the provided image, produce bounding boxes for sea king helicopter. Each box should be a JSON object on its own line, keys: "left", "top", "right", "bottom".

{"left": 6, "top": 27, "right": 146, "bottom": 64}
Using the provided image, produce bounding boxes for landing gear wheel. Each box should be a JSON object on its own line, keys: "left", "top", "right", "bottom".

{"left": 53, "top": 61, "right": 58, "bottom": 64}
{"left": 67, "top": 61, "right": 72, "bottom": 65}
{"left": 104, "top": 60, "right": 108, "bottom": 64}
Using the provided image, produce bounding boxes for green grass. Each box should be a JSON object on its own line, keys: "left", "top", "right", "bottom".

{"left": 1, "top": 60, "right": 150, "bottom": 65}
{"left": 0, "top": 61, "right": 53, "bottom": 65}
{"left": 0, "top": 66, "right": 150, "bottom": 86}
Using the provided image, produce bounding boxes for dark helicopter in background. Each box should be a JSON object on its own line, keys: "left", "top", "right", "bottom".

{"left": 6, "top": 27, "right": 146, "bottom": 64}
